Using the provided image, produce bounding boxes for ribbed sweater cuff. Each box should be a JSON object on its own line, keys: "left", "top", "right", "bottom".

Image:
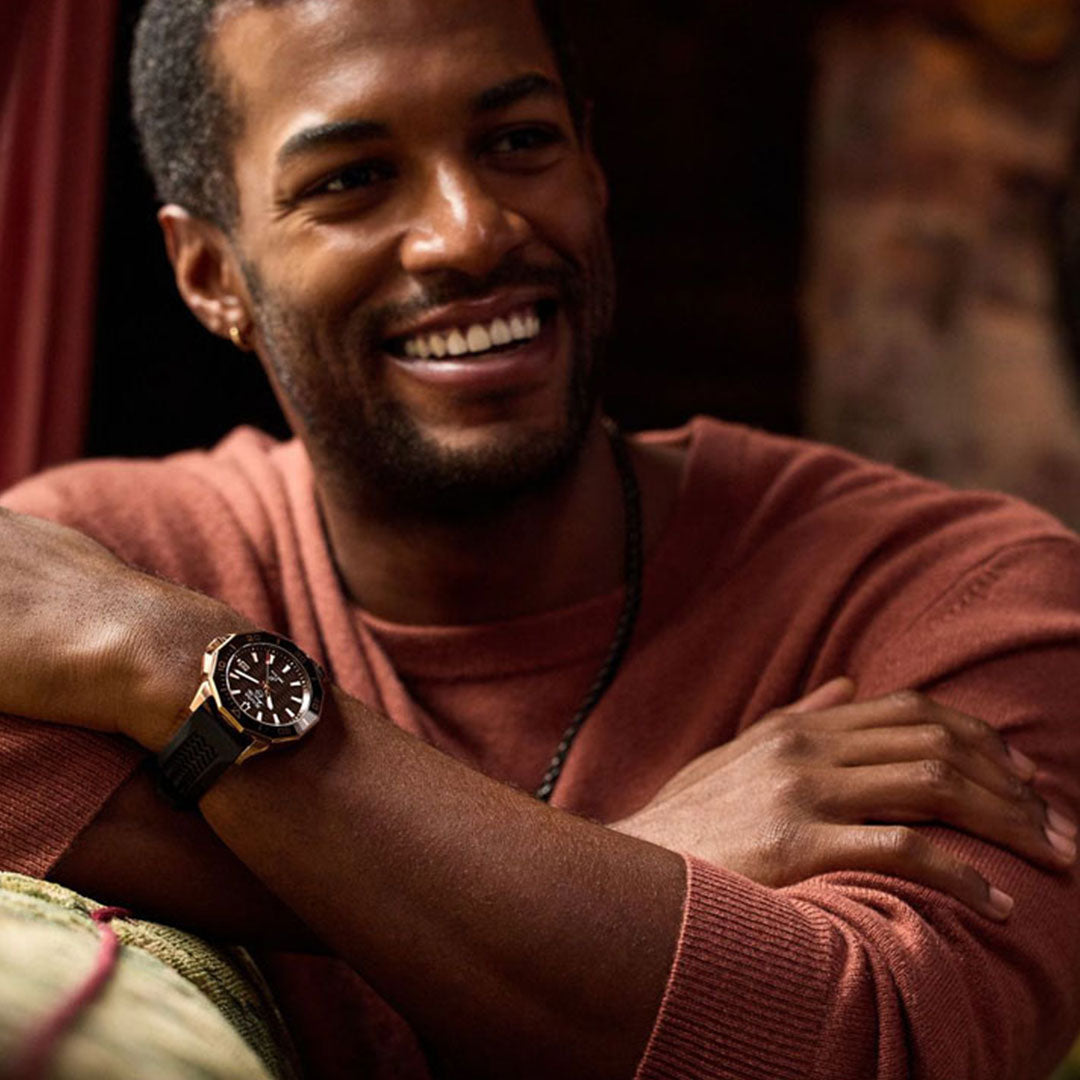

{"left": 635, "top": 856, "right": 834, "bottom": 1080}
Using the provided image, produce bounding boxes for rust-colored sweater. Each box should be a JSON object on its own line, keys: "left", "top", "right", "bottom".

{"left": 2, "top": 418, "right": 1080, "bottom": 1079}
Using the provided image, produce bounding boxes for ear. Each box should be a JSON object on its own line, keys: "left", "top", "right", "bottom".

{"left": 158, "top": 205, "right": 253, "bottom": 343}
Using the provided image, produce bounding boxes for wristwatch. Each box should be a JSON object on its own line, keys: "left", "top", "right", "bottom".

{"left": 156, "top": 631, "right": 326, "bottom": 808}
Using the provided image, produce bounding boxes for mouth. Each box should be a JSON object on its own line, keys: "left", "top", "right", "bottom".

{"left": 384, "top": 299, "right": 559, "bottom": 362}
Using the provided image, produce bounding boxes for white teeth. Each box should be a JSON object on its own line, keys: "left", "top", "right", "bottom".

{"left": 400, "top": 305, "right": 544, "bottom": 359}
{"left": 447, "top": 330, "right": 469, "bottom": 357}
{"left": 490, "top": 318, "right": 512, "bottom": 346}
{"left": 466, "top": 324, "right": 492, "bottom": 353}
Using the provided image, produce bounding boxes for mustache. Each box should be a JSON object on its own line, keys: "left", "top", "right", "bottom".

{"left": 362, "top": 258, "right": 584, "bottom": 342}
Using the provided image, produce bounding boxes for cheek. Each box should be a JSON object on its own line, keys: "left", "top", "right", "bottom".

{"left": 255, "top": 224, "right": 400, "bottom": 321}
{"left": 535, "top": 164, "right": 607, "bottom": 252}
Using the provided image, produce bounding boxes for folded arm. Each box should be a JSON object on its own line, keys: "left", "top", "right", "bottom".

{"left": 4, "top": 506, "right": 1080, "bottom": 1078}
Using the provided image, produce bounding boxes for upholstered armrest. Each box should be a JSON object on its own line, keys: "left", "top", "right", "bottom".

{"left": 0, "top": 873, "right": 300, "bottom": 1080}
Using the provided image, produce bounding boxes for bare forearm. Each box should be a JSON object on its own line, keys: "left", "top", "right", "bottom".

{"left": 200, "top": 689, "right": 686, "bottom": 1080}
{"left": 49, "top": 764, "right": 325, "bottom": 953}
{"left": 0, "top": 503, "right": 682, "bottom": 1080}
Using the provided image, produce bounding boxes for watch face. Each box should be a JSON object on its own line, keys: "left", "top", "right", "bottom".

{"left": 212, "top": 632, "right": 324, "bottom": 740}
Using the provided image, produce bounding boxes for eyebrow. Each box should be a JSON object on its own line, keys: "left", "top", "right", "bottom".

{"left": 471, "top": 72, "right": 563, "bottom": 114}
{"left": 275, "top": 73, "right": 563, "bottom": 169}
{"left": 276, "top": 119, "right": 389, "bottom": 169}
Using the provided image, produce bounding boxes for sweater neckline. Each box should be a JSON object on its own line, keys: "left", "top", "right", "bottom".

{"left": 349, "top": 419, "right": 746, "bottom": 681}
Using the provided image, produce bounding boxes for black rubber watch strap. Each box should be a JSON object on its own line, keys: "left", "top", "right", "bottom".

{"left": 156, "top": 700, "right": 251, "bottom": 809}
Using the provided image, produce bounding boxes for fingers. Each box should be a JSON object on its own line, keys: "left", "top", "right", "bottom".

{"left": 791, "top": 690, "right": 1029, "bottom": 784}
{"left": 832, "top": 762, "right": 1076, "bottom": 872}
{"left": 800, "top": 824, "right": 1016, "bottom": 921}
{"left": 831, "top": 724, "right": 1029, "bottom": 804}
{"left": 784, "top": 676, "right": 857, "bottom": 715}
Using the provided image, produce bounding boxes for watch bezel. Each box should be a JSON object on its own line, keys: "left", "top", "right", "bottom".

{"left": 208, "top": 631, "right": 325, "bottom": 743}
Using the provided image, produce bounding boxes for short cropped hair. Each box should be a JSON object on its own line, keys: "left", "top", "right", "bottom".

{"left": 130, "top": 0, "right": 585, "bottom": 229}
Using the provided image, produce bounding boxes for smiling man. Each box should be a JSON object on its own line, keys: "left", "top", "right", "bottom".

{"left": 2, "top": 1, "right": 1080, "bottom": 1078}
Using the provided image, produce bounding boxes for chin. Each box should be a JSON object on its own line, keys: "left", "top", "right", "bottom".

{"left": 329, "top": 398, "right": 595, "bottom": 519}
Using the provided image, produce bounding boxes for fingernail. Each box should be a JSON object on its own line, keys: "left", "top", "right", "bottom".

{"left": 1045, "top": 827, "right": 1077, "bottom": 861}
{"left": 987, "top": 887, "right": 1015, "bottom": 918}
{"left": 1007, "top": 745, "right": 1037, "bottom": 778}
{"left": 1047, "top": 807, "right": 1078, "bottom": 839}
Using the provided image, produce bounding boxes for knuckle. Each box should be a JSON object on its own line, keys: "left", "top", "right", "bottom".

{"left": 887, "top": 689, "right": 926, "bottom": 719}
{"left": 880, "top": 825, "right": 923, "bottom": 860}
{"left": 920, "top": 757, "right": 960, "bottom": 794}
{"left": 759, "top": 708, "right": 792, "bottom": 738}
{"left": 767, "top": 725, "right": 813, "bottom": 760}
{"left": 926, "top": 723, "right": 960, "bottom": 758}
{"left": 1006, "top": 774, "right": 1029, "bottom": 801}
{"left": 965, "top": 715, "right": 1000, "bottom": 750}
{"left": 1005, "top": 801, "right": 1035, "bottom": 829}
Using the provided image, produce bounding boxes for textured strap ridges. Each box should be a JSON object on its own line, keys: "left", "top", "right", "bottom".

{"left": 156, "top": 701, "right": 249, "bottom": 809}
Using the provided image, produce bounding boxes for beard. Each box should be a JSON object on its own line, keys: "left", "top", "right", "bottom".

{"left": 242, "top": 230, "right": 615, "bottom": 521}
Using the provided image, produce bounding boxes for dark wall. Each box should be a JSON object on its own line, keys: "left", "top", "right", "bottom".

{"left": 88, "top": 1, "right": 814, "bottom": 458}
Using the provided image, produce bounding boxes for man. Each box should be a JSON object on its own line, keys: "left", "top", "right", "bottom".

{"left": 1, "top": 1, "right": 1079, "bottom": 1077}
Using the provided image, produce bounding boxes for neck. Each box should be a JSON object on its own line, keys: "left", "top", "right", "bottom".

{"left": 312, "top": 416, "right": 674, "bottom": 626}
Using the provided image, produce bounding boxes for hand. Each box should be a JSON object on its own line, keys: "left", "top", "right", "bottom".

{"left": 611, "top": 678, "right": 1077, "bottom": 920}
{"left": 0, "top": 507, "right": 246, "bottom": 748}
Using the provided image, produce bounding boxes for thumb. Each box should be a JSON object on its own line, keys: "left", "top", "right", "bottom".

{"left": 785, "top": 676, "right": 856, "bottom": 715}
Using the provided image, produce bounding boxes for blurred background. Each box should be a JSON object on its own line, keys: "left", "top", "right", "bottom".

{"left": 4, "top": 0, "right": 1080, "bottom": 526}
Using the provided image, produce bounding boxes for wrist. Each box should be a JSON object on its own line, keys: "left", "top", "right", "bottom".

{"left": 121, "top": 576, "right": 254, "bottom": 752}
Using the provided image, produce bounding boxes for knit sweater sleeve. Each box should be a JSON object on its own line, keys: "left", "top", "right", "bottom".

{"left": 636, "top": 537, "right": 1080, "bottom": 1080}
{"left": 0, "top": 432, "right": 287, "bottom": 877}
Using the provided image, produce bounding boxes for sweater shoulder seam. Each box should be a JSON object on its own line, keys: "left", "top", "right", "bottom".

{"left": 893, "top": 534, "right": 1078, "bottom": 641}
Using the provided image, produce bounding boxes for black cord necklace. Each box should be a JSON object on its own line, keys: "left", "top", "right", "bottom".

{"left": 534, "top": 423, "right": 643, "bottom": 802}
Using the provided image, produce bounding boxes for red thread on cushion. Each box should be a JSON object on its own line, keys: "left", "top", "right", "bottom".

{"left": 9, "top": 906, "right": 131, "bottom": 1080}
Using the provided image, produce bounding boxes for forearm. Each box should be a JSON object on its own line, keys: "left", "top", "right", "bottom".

{"left": 49, "top": 763, "right": 325, "bottom": 953}
{"left": 198, "top": 688, "right": 686, "bottom": 1080}
{"left": 0, "top": 505, "right": 681, "bottom": 1079}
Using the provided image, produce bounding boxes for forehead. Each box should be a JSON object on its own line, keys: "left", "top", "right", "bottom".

{"left": 214, "top": 0, "right": 560, "bottom": 145}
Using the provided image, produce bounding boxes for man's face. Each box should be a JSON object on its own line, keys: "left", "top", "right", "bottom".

{"left": 214, "top": 0, "right": 614, "bottom": 514}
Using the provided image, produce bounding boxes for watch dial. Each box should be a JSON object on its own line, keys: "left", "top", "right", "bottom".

{"left": 224, "top": 643, "right": 313, "bottom": 727}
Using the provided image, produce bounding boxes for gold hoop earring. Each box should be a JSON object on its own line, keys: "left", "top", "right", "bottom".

{"left": 228, "top": 324, "right": 253, "bottom": 351}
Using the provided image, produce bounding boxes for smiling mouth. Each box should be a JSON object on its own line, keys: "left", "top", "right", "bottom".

{"left": 385, "top": 300, "right": 558, "bottom": 362}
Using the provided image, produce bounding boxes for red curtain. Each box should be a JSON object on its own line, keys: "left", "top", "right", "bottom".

{"left": 0, "top": 0, "right": 118, "bottom": 492}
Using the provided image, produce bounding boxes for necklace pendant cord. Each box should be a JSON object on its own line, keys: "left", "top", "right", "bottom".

{"left": 534, "top": 422, "right": 644, "bottom": 802}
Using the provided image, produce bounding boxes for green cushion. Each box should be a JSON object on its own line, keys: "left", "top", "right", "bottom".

{"left": 1050, "top": 1039, "right": 1080, "bottom": 1080}
{"left": 0, "top": 872, "right": 300, "bottom": 1080}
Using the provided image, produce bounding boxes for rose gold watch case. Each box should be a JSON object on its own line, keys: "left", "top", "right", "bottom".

{"left": 192, "top": 631, "right": 326, "bottom": 764}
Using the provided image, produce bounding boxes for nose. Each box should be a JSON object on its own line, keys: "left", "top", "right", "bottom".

{"left": 399, "top": 160, "right": 529, "bottom": 279}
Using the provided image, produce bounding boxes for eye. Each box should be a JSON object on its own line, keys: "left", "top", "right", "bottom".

{"left": 485, "top": 125, "right": 565, "bottom": 160}
{"left": 305, "top": 160, "right": 396, "bottom": 199}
